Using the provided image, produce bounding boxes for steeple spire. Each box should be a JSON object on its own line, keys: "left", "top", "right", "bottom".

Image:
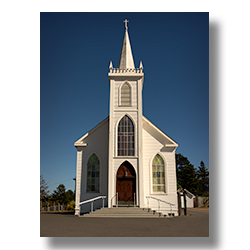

{"left": 118, "top": 19, "right": 135, "bottom": 70}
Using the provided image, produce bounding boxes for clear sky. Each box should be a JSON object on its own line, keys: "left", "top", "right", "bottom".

{"left": 40, "top": 12, "right": 209, "bottom": 194}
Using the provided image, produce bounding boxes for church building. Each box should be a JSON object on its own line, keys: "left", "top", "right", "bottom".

{"left": 74, "top": 20, "right": 179, "bottom": 216}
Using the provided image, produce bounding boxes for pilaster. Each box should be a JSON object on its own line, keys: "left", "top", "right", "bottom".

{"left": 138, "top": 78, "right": 144, "bottom": 207}
{"left": 74, "top": 147, "right": 83, "bottom": 216}
{"left": 108, "top": 79, "right": 114, "bottom": 208}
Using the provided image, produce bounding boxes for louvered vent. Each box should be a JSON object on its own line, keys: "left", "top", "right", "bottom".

{"left": 121, "top": 83, "right": 131, "bottom": 106}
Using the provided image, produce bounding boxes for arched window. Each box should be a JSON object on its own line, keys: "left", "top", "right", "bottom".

{"left": 152, "top": 154, "right": 165, "bottom": 193}
{"left": 117, "top": 115, "right": 134, "bottom": 156}
{"left": 86, "top": 153, "right": 100, "bottom": 193}
{"left": 120, "top": 82, "right": 131, "bottom": 106}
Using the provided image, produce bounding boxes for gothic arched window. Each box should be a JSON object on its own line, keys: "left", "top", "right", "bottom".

{"left": 86, "top": 153, "right": 100, "bottom": 193}
{"left": 152, "top": 154, "right": 165, "bottom": 193}
{"left": 120, "top": 82, "right": 131, "bottom": 106}
{"left": 117, "top": 115, "right": 134, "bottom": 156}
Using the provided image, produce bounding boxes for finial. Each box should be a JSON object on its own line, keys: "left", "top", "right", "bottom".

{"left": 109, "top": 61, "right": 113, "bottom": 69}
{"left": 123, "top": 19, "right": 129, "bottom": 30}
{"left": 139, "top": 61, "right": 143, "bottom": 69}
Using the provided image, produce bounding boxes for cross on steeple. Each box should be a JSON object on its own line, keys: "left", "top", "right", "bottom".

{"left": 118, "top": 18, "right": 134, "bottom": 69}
{"left": 123, "top": 19, "right": 129, "bottom": 29}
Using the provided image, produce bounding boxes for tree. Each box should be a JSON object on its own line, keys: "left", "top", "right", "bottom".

{"left": 197, "top": 161, "right": 209, "bottom": 180}
{"left": 52, "top": 184, "right": 75, "bottom": 204}
{"left": 197, "top": 161, "right": 209, "bottom": 195}
{"left": 176, "top": 153, "right": 198, "bottom": 194}
{"left": 65, "top": 189, "right": 75, "bottom": 204}
{"left": 40, "top": 175, "right": 49, "bottom": 203}
{"left": 52, "top": 184, "right": 66, "bottom": 204}
{"left": 177, "top": 182, "right": 182, "bottom": 190}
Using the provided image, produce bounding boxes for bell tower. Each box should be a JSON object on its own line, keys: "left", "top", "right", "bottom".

{"left": 108, "top": 20, "right": 145, "bottom": 207}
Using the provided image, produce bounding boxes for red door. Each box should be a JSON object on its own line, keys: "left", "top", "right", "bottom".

{"left": 117, "top": 179, "right": 134, "bottom": 202}
{"left": 116, "top": 162, "right": 136, "bottom": 204}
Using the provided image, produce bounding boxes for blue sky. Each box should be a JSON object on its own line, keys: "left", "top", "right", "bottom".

{"left": 40, "top": 12, "right": 209, "bottom": 194}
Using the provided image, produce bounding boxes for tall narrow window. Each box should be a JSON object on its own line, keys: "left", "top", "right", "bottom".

{"left": 152, "top": 154, "right": 165, "bottom": 193}
{"left": 86, "top": 153, "right": 100, "bottom": 193}
{"left": 117, "top": 115, "right": 134, "bottom": 156}
{"left": 121, "top": 82, "right": 131, "bottom": 106}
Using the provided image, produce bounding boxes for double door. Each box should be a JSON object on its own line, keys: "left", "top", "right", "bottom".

{"left": 116, "top": 177, "right": 135, "bottom": 203}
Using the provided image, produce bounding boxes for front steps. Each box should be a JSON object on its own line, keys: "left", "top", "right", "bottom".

{"left": 81, "top": 206, "right": 173, "bottom": 218}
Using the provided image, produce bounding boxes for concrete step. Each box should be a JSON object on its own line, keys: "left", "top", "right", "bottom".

{"left": 81, "top": 207, "right": 171, "bottom": 218}
{"left": 92, "top": 208, "right": 156, "bottom": 214}
{"left": 83, "top": 214, "right": 166, "bottom": 218}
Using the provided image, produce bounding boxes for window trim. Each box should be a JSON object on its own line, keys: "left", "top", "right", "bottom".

{"left": 116, "top": 114, "right": 136, "bottom": 157}
{"left": 85, "top": 152, "right": 101, "bottom": 194}
{"left": 150, "top": 153, "right": 167, "bottom": 194}
{"left": 119, "top": 81, "right": 132, "bottom": 107}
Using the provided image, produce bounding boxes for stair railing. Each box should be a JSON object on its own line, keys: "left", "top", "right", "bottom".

{"left": 111, "top": 193, "right": 118, "bottom": 207}
{"left": 78, "top": 196, "right": 106, "bottom": 212}
{"left": 146, "top": 196, "right": 175, "bottom": 216}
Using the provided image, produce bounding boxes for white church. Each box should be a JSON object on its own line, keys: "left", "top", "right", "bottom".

{"left": 74, "top": 20, "right": 179, "bottom": 216}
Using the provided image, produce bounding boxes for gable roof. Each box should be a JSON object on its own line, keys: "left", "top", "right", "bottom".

{"left": 142, "top": 115, "right": 178, "bottom": 148}
{"left": 177, "top": 188, "right": 196, "bottom": 199}
{"left": 74, "top": 115, "right": 178, "bottom": 149}
{"left": 74, "top": 116, "right": 109, "bottom": 147}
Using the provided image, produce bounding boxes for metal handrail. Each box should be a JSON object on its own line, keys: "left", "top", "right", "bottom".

{"left": 111, "top": 193, "right": 118, "bottom": 207}
{"left": 79, "top": 196, "right": 106, "bottom": 212}
{"left": 146, "top": 196, "right": 175, "bottom": 216}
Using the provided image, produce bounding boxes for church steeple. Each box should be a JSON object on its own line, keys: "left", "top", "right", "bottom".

{"left": 118, "top": 19, "right": 135, "bottom": 70}
{"left": 108, "top": 19, "right": 144, "bottom": 209}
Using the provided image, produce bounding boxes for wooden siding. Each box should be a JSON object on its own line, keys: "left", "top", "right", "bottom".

{"left": 79, "top": 119, "right": 109, "bottom": 212}
{"left": 113, "top": 80, "right": 138, "bottom": 110}
{"left": 142, "top": 122, "right": 178, "bottom": 211}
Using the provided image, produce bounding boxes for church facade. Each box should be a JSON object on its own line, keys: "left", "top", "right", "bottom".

{"left": 74, "top": 21, "right": 179, "bottom": 216}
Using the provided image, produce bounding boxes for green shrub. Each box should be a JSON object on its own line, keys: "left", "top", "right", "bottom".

{"left": 66, "top": 200, "right": 75, "bottom": 211}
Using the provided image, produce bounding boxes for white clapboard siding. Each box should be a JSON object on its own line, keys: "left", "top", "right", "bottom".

{"left": 142, "top": 122, "right": 178, "bottom": 211}
{"left": 78, "top": 119, "right": 109, "bottom": 212}
{"left": 113, "top": 81, "right": 138, "bottom": 109}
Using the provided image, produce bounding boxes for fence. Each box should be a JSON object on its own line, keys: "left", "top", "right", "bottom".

{"left": 41, "top": 204, "right": 67, "bottom": 212}
{"left": 195, "top": 196, "right": 209, "bottom": 208}
{"left": 40, "top": 202, "right": 72, "bottom": 212}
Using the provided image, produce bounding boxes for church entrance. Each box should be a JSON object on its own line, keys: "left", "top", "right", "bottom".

{"left": 116, "top": 161, "right": 136, "bottom": 205}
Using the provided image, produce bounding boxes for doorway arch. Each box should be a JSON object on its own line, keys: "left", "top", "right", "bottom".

{"left": 116, "top": 161, "right": 136, "bottom": 205}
